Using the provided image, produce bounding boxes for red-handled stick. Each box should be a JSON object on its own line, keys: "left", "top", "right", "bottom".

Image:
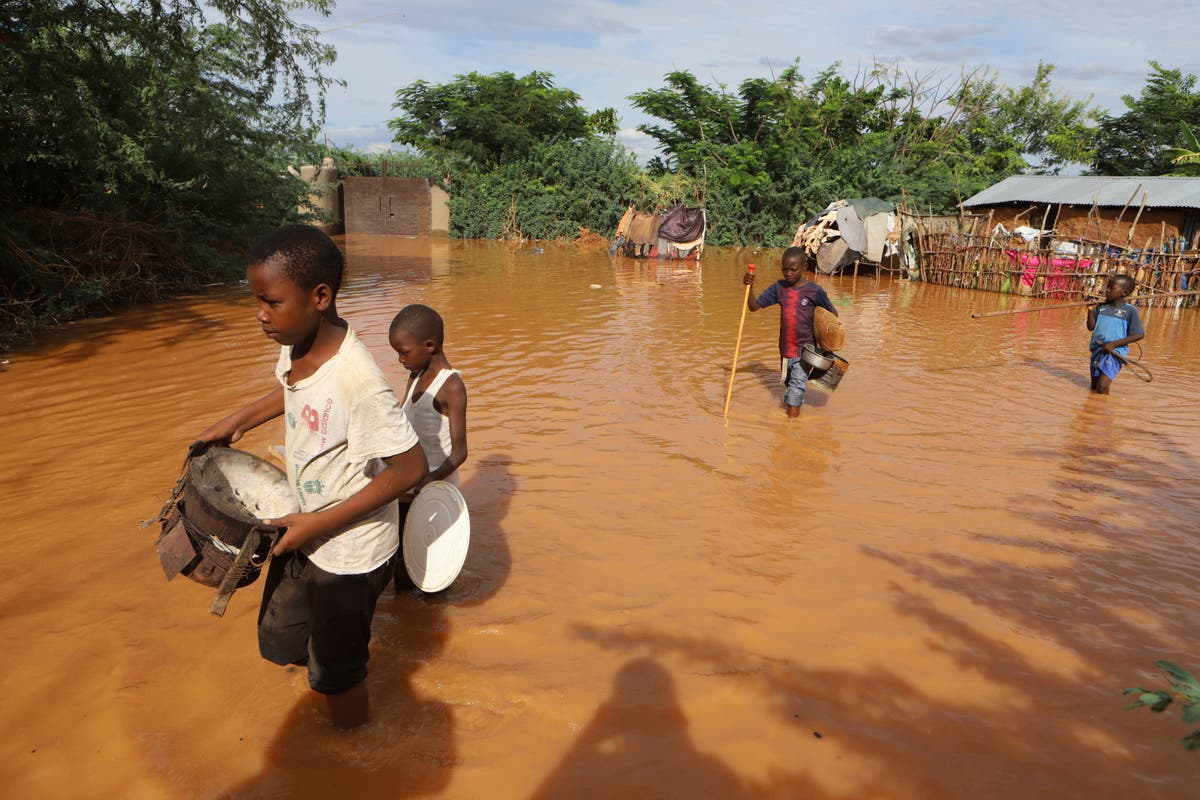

{"left": 724, "top": 264, "right": 756, "bottom": 417}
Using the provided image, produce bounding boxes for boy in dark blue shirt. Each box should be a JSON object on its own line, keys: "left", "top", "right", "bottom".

{"left": 1086, "top": 274, "right": 1145, "bottom": 395}
{"left": 743, "top": 247, "right": 838, "bottom": 417}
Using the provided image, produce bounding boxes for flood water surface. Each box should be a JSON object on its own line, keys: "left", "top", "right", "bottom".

{"left": 3, "top": 238, "right": 1199, "bottom": 798}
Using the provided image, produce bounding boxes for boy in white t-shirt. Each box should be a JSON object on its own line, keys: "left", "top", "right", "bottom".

{"left": 386, "top": 304, "right": 468, "bottom": 590}
{"left": 193, "top": 225, "right": 427, "bottom": 729}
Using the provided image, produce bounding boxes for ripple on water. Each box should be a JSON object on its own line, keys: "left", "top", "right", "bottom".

{"left": 2, "top": 240, "right": 1199, "bottom": 799}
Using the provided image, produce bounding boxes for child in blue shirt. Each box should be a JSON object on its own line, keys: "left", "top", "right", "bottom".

{"left": 1086, "top": 274, "right": 1145, "bottom": 395}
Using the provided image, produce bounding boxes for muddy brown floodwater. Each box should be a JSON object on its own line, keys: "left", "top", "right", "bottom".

{"left": 3, "top": 237, "right": 1200, "bottom": 799}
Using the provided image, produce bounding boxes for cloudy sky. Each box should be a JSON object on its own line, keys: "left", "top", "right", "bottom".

{"left": 295, "top": 0, "right": 1200, "bottom": 160}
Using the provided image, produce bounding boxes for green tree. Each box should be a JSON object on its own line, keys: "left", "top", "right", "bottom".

{"left": 1163, "top": 122, "right": 1200, "bottom": 176}
{"left": 450, "top": 136, "right": 639, "bottom": 240}
{"left": 389, "top": 71, "right": 617, "bottom": 165}
{"left": 1092, "top": 63, "right": 1200, "bottom": 175}
{"left": 630, "top": 61, "right": 1098, "bottom": 244}
{"left": 387, "top": 70, "right": 632, "bottom": 241}
{"left": 1, "top": 0, "right": 335, "bottom": 341}
{"left": 958, "top": 62, "right": 1097, "bottom": 175}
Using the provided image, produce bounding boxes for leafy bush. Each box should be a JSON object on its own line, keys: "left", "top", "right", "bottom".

{"left": 449, "top": 137, "right": 640, "bottom": 240}
{"left": 0, "top": 0, "right": 333, "bottom": 344}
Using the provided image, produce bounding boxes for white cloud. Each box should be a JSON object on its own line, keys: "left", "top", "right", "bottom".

{"left": 307, "top": 0, "right": 1200, "bottom": 151}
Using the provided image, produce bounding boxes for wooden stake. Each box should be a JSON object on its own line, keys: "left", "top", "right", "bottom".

{"left": 1103, "top": 184, "right": 1143, "bottom": 248}
{"left": 724, "top": 264, "right": 756, "bottom": 417}
{"left": 1125, "top": 192, "right": 1147, "bottom": 247}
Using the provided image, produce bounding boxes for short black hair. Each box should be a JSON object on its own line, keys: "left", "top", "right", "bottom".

{"left": 249, "top": 224, "right": 344, "bottom": 295}
{"left": 782, "top": 246, "right": 806, "bottom": 263}
{"left": 1109, "top": 273, "right": 1136, "bottom": 293}
{"left": 390, "top": 303, "right": 444, "bottom": 344}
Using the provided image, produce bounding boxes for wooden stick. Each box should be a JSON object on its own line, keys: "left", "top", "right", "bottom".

{"left": 1086, "top": 195, "right": 1101, "bottom": 240}
{"left": 1125, "top": 192, "right": 1147, "bottom": 247}
{"left": 970, "top": 289, "right": 1200, "bottom": 318}
{"left": 1103, "top": 184, "right": 1143, "bottom": 247}
{"left": 723, "top": 264, "right": 756, "bottom": 417}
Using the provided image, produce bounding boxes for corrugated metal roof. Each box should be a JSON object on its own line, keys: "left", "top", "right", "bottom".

{"left": 962, "top": 175, "right": 1200, "bottom": 209}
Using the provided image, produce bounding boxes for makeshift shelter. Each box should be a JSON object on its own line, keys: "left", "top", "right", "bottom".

{"left": 611, "top": 204, "right": 706, "bottom": 261}
{"left": 790, "top": 197, "right": 917, "bottom": 276}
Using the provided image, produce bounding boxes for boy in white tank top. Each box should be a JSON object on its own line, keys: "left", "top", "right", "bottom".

{"left": 387, "top": 304, "right": 469, "bottom": 589}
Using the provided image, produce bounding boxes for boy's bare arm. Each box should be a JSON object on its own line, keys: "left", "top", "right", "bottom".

{"left": 426, "top": 376, "right": 468, "bottom": 485}
{"left": 267, "top": 443, "right": 429, "bottom": 555}
{"left": 1086, "top": 303, "right": 1098, "bottom": 331}
{"left": 191, "top": 387, "right": 284, "bottom": 453}
{"left": 1100, "top": 330, "right": 1145, "bottom": 353}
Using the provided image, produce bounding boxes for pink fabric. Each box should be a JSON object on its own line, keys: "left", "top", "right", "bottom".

{"left": 1005, "top": 249, "right": 1094, "bottom": 293}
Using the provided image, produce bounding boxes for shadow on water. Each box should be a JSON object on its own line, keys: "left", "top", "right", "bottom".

{"left": 219, "top": 456, "right": 514, "bottom": 798}
{"left": 530, "top": 657, "right": 825, "bottom": 800}
{"left": 744, "top": 361, "right": 781, "bottom": 393}
{"left": 16, "top": 288, "right": 242, "bottom": 364}
{"left": 569, "top": 624, "right": 917, "bottom": 799}
{"left": 848, "top": 400, "right": 1200, "bottom": 796}
{"left": 565, "top": 403, "right": 1200, "bottom": 797}
{"left": 737, "top": 361, "right": 830, "bottom": 409}
{"left": 1019, "top": 354, "right": 1090, "bottom": 389}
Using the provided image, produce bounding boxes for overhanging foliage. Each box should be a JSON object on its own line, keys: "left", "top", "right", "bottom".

{"left": 0, "top": 0, "right": 334, "bottom": 344}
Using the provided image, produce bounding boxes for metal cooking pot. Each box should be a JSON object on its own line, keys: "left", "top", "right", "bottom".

{"left": 800, "top": 344, "right": 834, "bottom": 373}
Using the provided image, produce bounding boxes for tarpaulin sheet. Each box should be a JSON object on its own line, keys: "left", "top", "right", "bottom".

{"left": 657, "top": 205, "right": 705, "bottom": 243}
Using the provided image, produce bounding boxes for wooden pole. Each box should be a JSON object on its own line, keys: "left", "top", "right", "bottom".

{"left": 723, "top": 263, "right": 756, "bottom": 417}
{"left": 1103, "top": 183, "right": 1143, "bottom": 248}
{"left": 970, "top": 289, "right": 1200, "bottom": 318}
{"left": 1125, "top": 192, "right": 1147, "bottom": 247}
{"left": 1085, "top": 196, "right": 1100, "bottom": 241}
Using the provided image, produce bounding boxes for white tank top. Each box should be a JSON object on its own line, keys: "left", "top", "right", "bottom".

{"left": 402, "top": 368, "right": 460, "bottom": 488}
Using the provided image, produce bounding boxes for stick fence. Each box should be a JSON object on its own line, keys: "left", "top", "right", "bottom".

{"left": 900, "top": 207, "right": 1200, "bottom": 310}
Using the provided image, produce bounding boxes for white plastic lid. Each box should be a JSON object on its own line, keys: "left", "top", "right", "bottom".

{"left": 402, "top": 481, "right": 471, "bottom": 592}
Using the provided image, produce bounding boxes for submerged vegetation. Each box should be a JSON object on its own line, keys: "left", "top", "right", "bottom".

{"left": 4, "top": 1, "right": 1200, "bottom": 346}
{"left": 1125, "top": 661, "right": 1200, "bottom": 750}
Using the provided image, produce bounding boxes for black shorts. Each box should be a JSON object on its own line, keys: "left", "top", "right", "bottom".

{"left": 257, "top": 550, "right": 394, "bottom": 694}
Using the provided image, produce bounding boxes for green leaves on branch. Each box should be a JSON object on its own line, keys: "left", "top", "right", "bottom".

{"left": 1092, "top": 62, "right": 1200, "bottom": 176}
{"left": 389, "top": 71, "right": 618, "bottom": 166}
{"left": 387, "top": 71, "right": 630, "bottom": 240}
{"left": 628, "top": 60, "right": 1099, "bottom": 245}
{"left": 1163, "top": 122, "right": 1200, "bottom": 175}
{"left": 1125, "top": 660, "right": 1200, "bottom": 750}
{"left": 1, "top": 1, "right": 335, "bottom": 341}
{"left": 449, "top": 137, "right": 640, "bottom": 240}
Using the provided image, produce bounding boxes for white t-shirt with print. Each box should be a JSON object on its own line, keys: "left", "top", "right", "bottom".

{"left": 275, "top": 328, "right": 420, "bottom": 575}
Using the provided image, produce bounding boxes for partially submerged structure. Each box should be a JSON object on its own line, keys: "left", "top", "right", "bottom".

{"left": 289, "top": 159, "right": 450, "bottom": 237}
{"left": 611, "top": 204, "right": 706, "bottom": 260}
{"left": 343, "top": 177, "right": 449, "bottom": 237}
{"left": 790, "top": 198, "right": 918, "bottom": 277}
{"left": 908, "top": 176, "right": 1200, "bottom": 301}
{"left": 292, "top": 157, "right": 343, "bottom": 234}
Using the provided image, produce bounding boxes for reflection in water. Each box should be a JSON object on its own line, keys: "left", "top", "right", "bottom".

{"left": 1, "top": 238, "right": 1198, "bottom": 798}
